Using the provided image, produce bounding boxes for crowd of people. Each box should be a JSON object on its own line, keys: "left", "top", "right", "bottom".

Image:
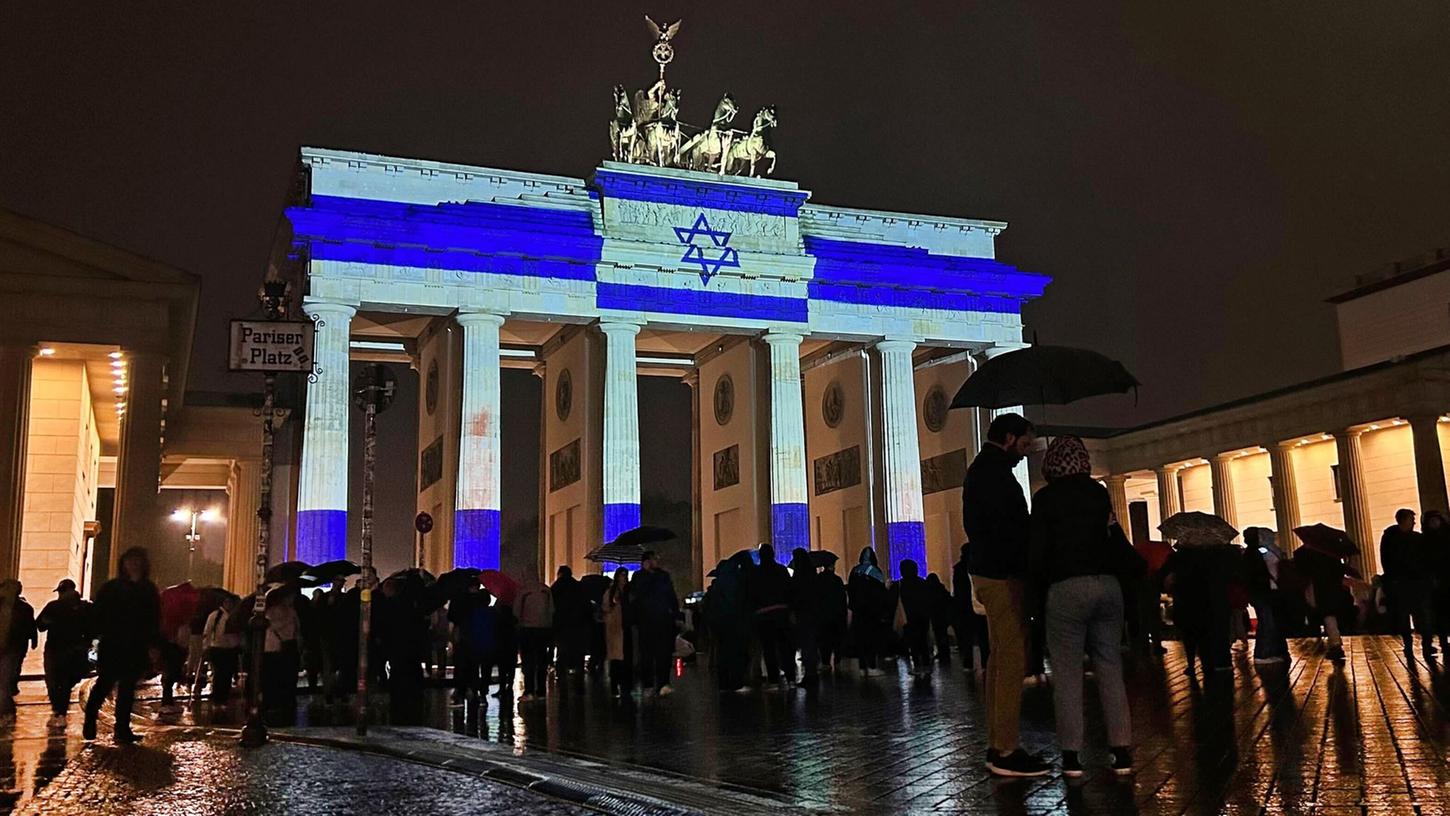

{"left": 1, "top": 411, "right": 1448, "bottom": 778}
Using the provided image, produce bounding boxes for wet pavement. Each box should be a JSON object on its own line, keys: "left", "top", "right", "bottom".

{"left": 0, "top": 685, "right": 590, "bottom": 815}
{"left": 4, "top": 635, "right": 1450, "bottom": 814}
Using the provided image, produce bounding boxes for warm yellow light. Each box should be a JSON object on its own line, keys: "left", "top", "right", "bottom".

{"left": 170, "top": 509, "right": 190, "bottom": 522}
{"left": 109, "top": 351, "right": 123, "bottom": 360}
{"left": 201, "top": 508, "right": 222, "bottom": 523}
{"left": 113, "top": 387, "right": 127, "bottom": 395}
{"left": 38, "top": 347, "right": 55, "bottom": 357}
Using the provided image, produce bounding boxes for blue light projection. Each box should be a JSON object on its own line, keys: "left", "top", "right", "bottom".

{"left": 297, "top": 509, "right": 346, "bottom": 564}
{"left": 886, "top": 520, "right": 927, "bottom": 580}
{"left": 287, "top": 196, "right": 602, "bottom": 281}
{"left": 771, "top": 502, "right": 810, "bottom": 562}
{"left": 454, "top": 508, "right": 501, "bottom": 570}
{"left": 673, "top": 213, "right": 740, "bottom": 284}
{"left": 805, "top": 236, "right": 1049, "bottom": 315}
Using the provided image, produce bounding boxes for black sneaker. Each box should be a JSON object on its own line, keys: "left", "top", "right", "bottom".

{"left": 1110, "top": 747, "right": 1133, "bottom": 776}
{"left": 1060, "top": 750, "right": 1084, "bottom": 778}
{"left": 987, "top": 749, "right": 1052, "bottom": 778}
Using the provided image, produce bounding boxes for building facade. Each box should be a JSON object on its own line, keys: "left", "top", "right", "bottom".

{"left": 283, "top": 148, "right": 1048, "bottom": 584}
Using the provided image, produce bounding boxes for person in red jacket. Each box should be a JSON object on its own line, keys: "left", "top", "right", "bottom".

{"left": 158, "top": 581, "right": 199, "bottom": 709}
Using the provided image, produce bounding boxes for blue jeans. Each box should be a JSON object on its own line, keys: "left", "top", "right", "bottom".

{"left": 1046, "top": 575, "right": 1132, "bottom": 752}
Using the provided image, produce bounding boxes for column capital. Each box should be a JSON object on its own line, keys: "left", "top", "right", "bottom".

{"left": 875, "top": 337, "right": 918, "bottom": 355}
{"left": 1105, "top": 474, "right": 1129, "bottom": 486}
{"left": 1154, "top": 463, "right": 1184, "bottom": 476}
{"left": 1335, "top": 426, "right": 1366, "bottom": 440}
{"left": 1210, "top": 451, "right": 1237, "bottom": 464}
{"left": 598, "top": 319, "right": 642, "bottom": 337}
{"left": 302, "top": 300, "right": 357, "bottom": 321}
{"left": 1268, "top": 438, "right": 1298, "bottom": 452}
{"left": 680, "top": 370, "right": 700, "bottom": 389}
{"left": 455, "top": 311, "right": 506, "bottom": 328}
{"left": 762, "top": 329, "right": 803, "bottom": 346}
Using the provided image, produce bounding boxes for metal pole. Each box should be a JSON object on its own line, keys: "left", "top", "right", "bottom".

{"left": 240, "top": 372, "right": 276, "bottom": 747}
{"left": 186, "top": 512, "right": 198, "bottom": 584}
{"left": 355, "top": 399, "right": 377, "bottom": 736}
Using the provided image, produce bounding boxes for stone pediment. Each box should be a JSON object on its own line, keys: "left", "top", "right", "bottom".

{"left": 0, "top": 207, "right": 198, "bottom": 287}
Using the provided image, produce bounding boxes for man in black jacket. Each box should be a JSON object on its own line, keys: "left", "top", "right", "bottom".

{"left": 962, "top": 412, "right": 1049, "bottom": 778}
{"left": 37, "top": 579, "right": 92, "bottom": 715}
{"left": 1380, "top": 509, "right": 1437, "bottom": 660}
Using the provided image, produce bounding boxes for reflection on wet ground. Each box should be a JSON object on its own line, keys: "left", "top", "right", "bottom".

{"left": 5, "top": 635, "right": 1450, "bottom": 814}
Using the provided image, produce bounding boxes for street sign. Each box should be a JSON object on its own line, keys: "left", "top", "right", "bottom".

{"left": 229, "top": 320, "right": 314, "bottom": 372}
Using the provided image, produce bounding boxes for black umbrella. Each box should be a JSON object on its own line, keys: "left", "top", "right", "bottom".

{"left": 306, "top": 559, "right": 360, "bottom": 585}
{"left": 950, "top": 345, "right": 1139, "bottom": 409}
{"left": 809, "top": 550, "right": 840, "bottom": 569}
{"left": 435, "top": 568, "right": 481, "bottom": 600}
{"left": 265, "top": 560, "right": 314, "bottom": 584}
{"left": 579, "top": 574, "right": 613, "bottom": 603}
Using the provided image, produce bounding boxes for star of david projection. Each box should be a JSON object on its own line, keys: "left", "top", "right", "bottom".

{"left": 673, "top": 213, "right": 740, "bottom": 284}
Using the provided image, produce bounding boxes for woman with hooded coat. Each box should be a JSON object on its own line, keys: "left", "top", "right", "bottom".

{"left": 847, "top": 547, "right": 889, "bottom": 676}
{"left": 83, "top": 546, "right": 161, "bottom": 744}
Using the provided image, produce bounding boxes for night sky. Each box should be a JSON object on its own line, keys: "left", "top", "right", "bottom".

{"left": 6, "top": 4, "right": 1450, "bottom": 568}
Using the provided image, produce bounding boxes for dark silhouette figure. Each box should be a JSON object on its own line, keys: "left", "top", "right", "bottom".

{"left": 37, "top": 579, "right": 92, "bottom": 715}
{"left": 632, "top": 550, "right": 679, "bottom": 695}
{"left": 848, "top": 547, "right": 889, "bottom": 676}
{"left": 749, "top": 544, "right": 795, "bottom": 689}
{"left": 83, "top": 547, "right": 161, "bottom": 744}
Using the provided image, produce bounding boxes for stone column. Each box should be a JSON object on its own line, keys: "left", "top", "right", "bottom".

{"left": 1209, "top": 453, "right": 1238, "bottom": 529}
{"left": 684, "top": 370, "right": 703, "bottom": 591}
{"left": 764, "top": 331, "right": 809, "bottom": 563}
{"left": 877, "top": 339, "right": 925, "bottom": 577}
{"left": 1334, "top": 428, "right": 1376, "bottom": 577}
{"left": 1267, "top": 440, "right": 1301, "bottom": 551}
{"left": 600, "top": 321, "right": 642, "bottom": 542}
{"left": 455, "top": 312, "right": 505, "bottom": 569}
{"left": 295, "top": 301, "right": 355, "bottom": 564}
{"left": 1105, "top": 475, "right": 1131, "bottom": 529}
{"left": 110, "top": 350, "right": 166, "bottom": 575}
{"left": 976, "top": 345, "right": 1032, "bottom": 505}
{"left": 1154, "top": 465, "right": 1182, "bottom": 539}
{"left": 223, "top": 460, "right": 262, "bottom": 595}
{"left": 1408, "top": 413, "right": 1449, "bottom": 517}
{"left": 0, "top": 345, "right": 32, "bottom": 580}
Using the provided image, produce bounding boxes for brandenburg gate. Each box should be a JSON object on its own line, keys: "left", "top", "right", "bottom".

{"left": 283, "top": 23, "right": 1049, "bottom": 582}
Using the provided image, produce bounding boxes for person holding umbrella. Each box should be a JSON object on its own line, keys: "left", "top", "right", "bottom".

{"left": 962, "top": 412, "right": 1049, "bottom": 778}
{"left": 1159, "top": 512, "right": 1241, "bottom": 679}
{"left": 601, "top": 567, "right": 633, "bottom": 698}
{"left": 1292, "top": 524, "right": 1359, "bottom": 662}
{"left": 632, "top": 550, "right": 679, "bottom": 697}
{"left": 1241, "top": 528, "right": 1289, "bottom": 664}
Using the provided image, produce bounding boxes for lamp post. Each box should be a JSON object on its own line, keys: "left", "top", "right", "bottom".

{"left": 170, "top": 508, "right": 220, "bottom": 583}
{"left": 235, "top": 276, "right": 309, "bottom": 748}
{"left": 352, "top": 363, "right": 396, "bottom": 736}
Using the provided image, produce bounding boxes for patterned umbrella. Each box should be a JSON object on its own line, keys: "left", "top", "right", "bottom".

{"left": 1160, "top": 511, "right": 1239, "bottom": 547}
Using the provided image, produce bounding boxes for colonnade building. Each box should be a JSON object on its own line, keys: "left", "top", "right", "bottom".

{"left": 1081, "top": 250, "right": 1450, "bottom": 581}
{"left": 286, "top": 148, "right": 1048, "bottom": 584}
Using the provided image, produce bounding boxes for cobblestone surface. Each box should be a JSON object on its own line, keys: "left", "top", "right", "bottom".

{"left": 0, "top": 688, "right": 589, "bottom": 815}
{"left": 5, "top": 635, "right": 1449, "bottom": 814}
